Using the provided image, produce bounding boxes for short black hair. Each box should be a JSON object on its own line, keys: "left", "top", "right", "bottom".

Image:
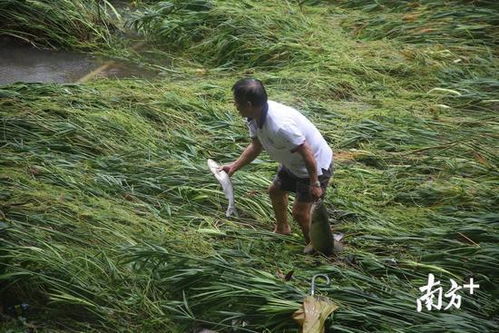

{"left": 232, "top": 78, "right": 268, "bottom": 107}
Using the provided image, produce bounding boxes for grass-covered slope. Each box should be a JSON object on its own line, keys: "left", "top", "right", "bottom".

{"left": 0, "top": 0, "right": 121, "bottom": 49}
{"left": 1, "top": 0, "right": 498, "bottom": 332}
{"left": 337, "top": 0, "right": 498, "bottom": 47}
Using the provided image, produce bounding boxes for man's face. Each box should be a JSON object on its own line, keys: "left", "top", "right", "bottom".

{"left": 234, "top": 98, "right": 252, "bottom": 118}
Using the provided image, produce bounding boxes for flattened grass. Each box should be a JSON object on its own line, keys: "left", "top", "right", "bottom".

{"left": 1, "top": 0, "right": 498, "bottom": 331}
{"left": 0, "top": 0, "right": 121, "bottom": 49}
{"left": 129, "top": 0, "right": 318, "bottom": 68}
{"left": 336, "top": 0, "right": 498, "bottom": 47}
{"left": 1, "top": 72, "right": 497, "bottom": 331}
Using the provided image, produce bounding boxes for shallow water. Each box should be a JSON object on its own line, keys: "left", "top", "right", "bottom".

{"left": 0, "top": 38, "right": 155, "bottom": 85}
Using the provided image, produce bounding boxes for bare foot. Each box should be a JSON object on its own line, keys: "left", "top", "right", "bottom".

{"left": 273, "top": 224, "right": 291, "bottom": 235}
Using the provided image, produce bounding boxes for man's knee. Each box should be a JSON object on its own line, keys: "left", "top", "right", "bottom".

{"left": 268, "top": 183, "right": 284, "bottom": 198}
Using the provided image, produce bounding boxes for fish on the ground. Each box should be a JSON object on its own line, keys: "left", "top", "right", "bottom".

{"left": 308, "top": 200, "right": 342, "bottom": 255}
{"left": 207, "top": 159, "right": 238, "bottom": 217}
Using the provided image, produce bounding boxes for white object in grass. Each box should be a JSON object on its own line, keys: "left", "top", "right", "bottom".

{"left": 207, "top": 159, "right": 238, "bottom": 218}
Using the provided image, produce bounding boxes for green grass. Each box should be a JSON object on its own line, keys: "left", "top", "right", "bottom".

{"left": 0, "top": 0, "right": 121, "bottom": 49}
{"left": 336, "top": 0, "right": 498, "bottom": 47}
{"left": 128, "top": 0, "right": 321, "bottom": 68}
{"left": 1, "top": 0, "right": 498, "bottom": 332}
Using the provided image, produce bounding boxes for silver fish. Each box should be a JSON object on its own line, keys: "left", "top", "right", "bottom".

{"left": 207, "top": 159, "right": 238, "bottom": 217}
{"left": 309, "top": 200, "right": 340, "bottom": 255}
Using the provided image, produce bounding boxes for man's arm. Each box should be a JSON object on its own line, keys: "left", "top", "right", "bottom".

{"left": 294, "top": 141, "right": 322, "bottom": 199}
{"left": 276, "top": 123, "right": 316, "bottom": 184}
{"left": 221, "top": 138, "right": 263, "bottom": 176}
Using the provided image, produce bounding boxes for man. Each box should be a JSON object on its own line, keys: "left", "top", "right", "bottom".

{"left": 221, "top": 78, "right": 333, "bottom": 247}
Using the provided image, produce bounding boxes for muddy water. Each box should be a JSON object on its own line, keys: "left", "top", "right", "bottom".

{"left": 0, "top": 38, "right": 155, "bottom": 86}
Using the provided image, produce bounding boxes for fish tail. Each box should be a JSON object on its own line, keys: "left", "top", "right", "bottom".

{"left": 225, "top": 206, "right": 239, "bottom": 218}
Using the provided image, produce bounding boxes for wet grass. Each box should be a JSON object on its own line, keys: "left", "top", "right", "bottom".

{"left": 1, "top": 0, "right": 498, "bottom": 332}
{"left": 336, "top": 0, "right": 498, "bottom": 47}
{"left": 0, "top": 0, "right": 122, "bottom": 50}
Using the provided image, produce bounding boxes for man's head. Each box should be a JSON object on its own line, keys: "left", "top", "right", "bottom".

{"left": 232, "top": 78, "right": 267, "bottom": 118}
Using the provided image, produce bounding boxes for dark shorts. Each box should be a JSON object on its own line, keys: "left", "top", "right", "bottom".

{"left": 272, "top": 164, "right": 333, "bottom": 203}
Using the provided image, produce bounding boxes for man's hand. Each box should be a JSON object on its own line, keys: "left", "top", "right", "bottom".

{"left": 220, "top": 162, "right": 237, "bottom": 177}
{"left": 310, "top": 184, "right": 323, "bottom": 201}
{"left": 294, "top": 141, "right": 323, "bottom": 201}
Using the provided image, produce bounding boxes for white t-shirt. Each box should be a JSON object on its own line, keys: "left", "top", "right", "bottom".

{"left": 247, "top": 100, "right": 333, "bottom": 178}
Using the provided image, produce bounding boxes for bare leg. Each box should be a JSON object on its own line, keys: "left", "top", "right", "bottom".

{"left": 292, "top": 201, "right": 313, "bottom": 244}
{"left": 268, "top": 184, "right": 291, "bottom": 234}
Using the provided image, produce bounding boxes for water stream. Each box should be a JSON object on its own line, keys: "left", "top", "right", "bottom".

{"left": 0, "top": 38, "right": 156, "bottom": 86}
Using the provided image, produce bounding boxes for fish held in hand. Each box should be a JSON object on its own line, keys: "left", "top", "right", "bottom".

{"left": 309, "top": 200, "right": 335, "bottom": 256}
{"left": 207, "top": 159, "right": 238, "bottom": 217}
